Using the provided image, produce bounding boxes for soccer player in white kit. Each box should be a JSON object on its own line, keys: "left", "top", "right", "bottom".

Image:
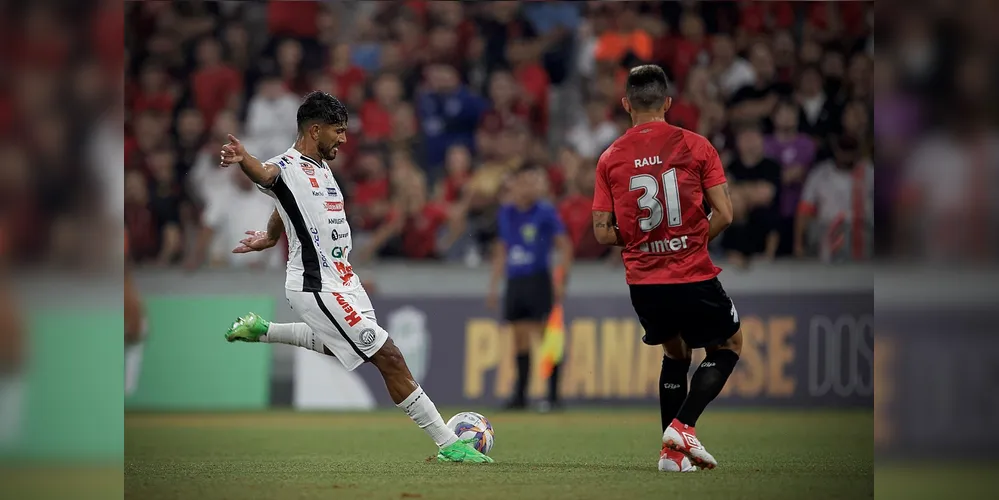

{"left": 219, "top": 91, "right": 491, "bottom": 463}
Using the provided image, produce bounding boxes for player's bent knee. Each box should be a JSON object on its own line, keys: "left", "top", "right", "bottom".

{"left": 369, "top": 338, "right": 406, "bottom": 372}
{"left": 662, "top": 337, "right": 692, "bottom": 362}
{"left": 707, "top": 329, "right": 743, "bottom": 356}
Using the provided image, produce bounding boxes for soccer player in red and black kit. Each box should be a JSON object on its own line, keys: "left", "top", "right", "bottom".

{"left": 592, "top": 65, "right": 742, "bottom": 472}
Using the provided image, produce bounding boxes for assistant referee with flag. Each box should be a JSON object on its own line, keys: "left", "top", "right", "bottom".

{"left": 487, "top": 165, "right": 573, "bottom": 411}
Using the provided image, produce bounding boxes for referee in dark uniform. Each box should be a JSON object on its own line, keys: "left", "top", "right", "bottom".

{"left": 487, "top": 165, "right": 573, "bottom": 410}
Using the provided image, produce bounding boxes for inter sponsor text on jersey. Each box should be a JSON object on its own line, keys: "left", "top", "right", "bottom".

{"left": 260, "top": 147, "right": 358, "bottom": 292}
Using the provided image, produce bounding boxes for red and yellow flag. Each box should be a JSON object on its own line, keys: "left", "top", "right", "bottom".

{"left": 539, "top": 267, "right": 566, "bottom": 379}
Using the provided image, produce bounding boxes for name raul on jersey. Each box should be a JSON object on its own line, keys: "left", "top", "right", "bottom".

{"left": 634, "top": 156, "right": 663, "bottom": 168}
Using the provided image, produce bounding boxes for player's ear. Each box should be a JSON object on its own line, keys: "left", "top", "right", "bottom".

{"left": 662, "top": 96, "right": 672, "bottom": 116}
{"left": 621, "top": 97, "right": 631, "bottom": 115}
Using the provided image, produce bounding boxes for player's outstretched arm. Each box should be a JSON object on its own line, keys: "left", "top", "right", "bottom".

{"left": 219, "top": 134, "right": 280, "bottom": 188}
{"left": 705, "top": 183, "right": 734, "bottom": 242}
{"left": 232, "top": 209, "right": 284, "bottom": 253}
{"left": 592, "top": 211, "right": 623, "bottom": 246}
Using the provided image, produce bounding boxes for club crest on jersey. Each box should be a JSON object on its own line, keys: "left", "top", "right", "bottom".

{"left": 325, "top": 201, "right": 344, "bottom": 212}
{"left": 634, "top": 156, "right": 663, "bottom": 168}
{"left": 301, "top": 163, "right": 315, "bottom": 175}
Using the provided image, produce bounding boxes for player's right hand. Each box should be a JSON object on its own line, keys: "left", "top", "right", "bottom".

{"left": 232, "top": 231, "right": 277, "bottom": 253}
{"left": 220, "top": 134, "right": 246, "bottom": 167}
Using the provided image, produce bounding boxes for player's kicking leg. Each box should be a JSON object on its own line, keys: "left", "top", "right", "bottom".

{"left": 663, "top": 329, "right": 743, "bottom": 470}
{"left": 657, "top": 337, "right": 696, "bottom": 472}
{"left": 226, "top": 294, "right": 492, "bottom": 464}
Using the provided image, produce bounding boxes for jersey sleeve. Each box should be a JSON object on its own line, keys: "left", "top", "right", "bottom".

{"left": 592, "top": 151, "right": 614, "bottom": 212}
{"left": 256, "top": 153, "right": 287, "bottom": 192}
{"left": 699, "top": 139, "right": 728, "bottom": 190}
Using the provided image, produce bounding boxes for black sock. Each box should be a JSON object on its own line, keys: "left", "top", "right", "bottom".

{"left": 676, "top": 350, "right": 740, "bottom": 427}
{"left": 515, "top": 353, "right": 530, "bottom": 403}
{"left": 659, "top": 356, "right": 691, "bottom": 433}
{"left": 547, "top": 363, "right": 561, "bottom": 404}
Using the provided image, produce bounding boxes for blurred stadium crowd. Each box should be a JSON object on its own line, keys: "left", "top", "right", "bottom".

{"left": 23, "top": 1, "right": 881, "bottom": 270}
{"left": 121, "top": 0, "right": 878, "bottom": 270}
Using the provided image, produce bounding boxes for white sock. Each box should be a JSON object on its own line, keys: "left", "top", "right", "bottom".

{"left": 0, "top": 374, "right": 25, "bottom": 448}
{"left": 397, "top": 386, "right": 458, "bottom": 448}
{"left": 125, "top": 342, "right": 145, "bottom": 396}
{"left": 262, "top": 322, "right": 326, "bottom": 354}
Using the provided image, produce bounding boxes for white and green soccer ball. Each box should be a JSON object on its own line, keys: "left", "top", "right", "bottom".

{"left": 446, "top": 411, "right": 495, "bottom": 454}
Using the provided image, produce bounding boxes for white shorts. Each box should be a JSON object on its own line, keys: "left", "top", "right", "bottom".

{"left": 286, "top": 288, "right": 389, "bottom": 371}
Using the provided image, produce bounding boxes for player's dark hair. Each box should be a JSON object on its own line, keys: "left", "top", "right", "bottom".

{"left": 625, "top": 64, "right": 669, "bottom": 112}
{"left": 297, "top": 91, "right": 348, "bottom": 132}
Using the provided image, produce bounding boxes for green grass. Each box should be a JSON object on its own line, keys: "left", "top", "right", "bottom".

{"left": 125, "top": 409, "right": 872, "bottom": 500}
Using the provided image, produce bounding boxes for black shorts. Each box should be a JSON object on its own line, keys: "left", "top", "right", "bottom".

{"left": 504, "top": 271, "right": 553, "bottom": 323}
{"left": 629, "top": 277, "right": 741, "bottom": 349}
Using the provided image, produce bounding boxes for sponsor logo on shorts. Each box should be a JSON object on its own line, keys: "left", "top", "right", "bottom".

{"left": 663, "top": 383, "right": 682, "bottom": 390}
{"left": 334, "top": 293, "right": 363, "bottom": 327}
{"left": 359, "top": 328, "right": 376, "bottom": 345}
{"left": 309, "top": 177, "right": 320, "bottom": 188}
{"left": 301, "top": 163, "right": 315, "bottom": 175}
{"left": 325, "top": 201, "right": 344, "bottom": 212}
{"left": 638, "top": 235, "right": 690, "bottom": 253}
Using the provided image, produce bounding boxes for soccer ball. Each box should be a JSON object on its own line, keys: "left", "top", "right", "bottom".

{"left": 446, "top": 411, "right": 495, "bottom": 454}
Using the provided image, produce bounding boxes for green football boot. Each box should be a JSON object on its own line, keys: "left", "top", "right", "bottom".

{"left": 225, "top": 312, "right": 270, "bottom": 343}
{"left": 437, "top": 438, "right": 494, "bottom": 463}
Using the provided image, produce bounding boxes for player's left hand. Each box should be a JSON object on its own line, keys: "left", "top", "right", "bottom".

{"left": 553, "top": 282, "right": 565, "bottom": 304}
{"left": 232, "top": 231, "right": 277, "bottom": 253}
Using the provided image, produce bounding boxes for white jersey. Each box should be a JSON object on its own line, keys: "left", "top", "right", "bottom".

{"left": 260, "top": 147, "right": 359, "bottom": 292}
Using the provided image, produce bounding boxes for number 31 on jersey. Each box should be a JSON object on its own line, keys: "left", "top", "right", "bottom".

{"left": 630, "top": 169, "right": 682, "bottom": 232}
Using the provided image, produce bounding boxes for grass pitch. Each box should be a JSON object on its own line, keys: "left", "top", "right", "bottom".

{"left": 125, "top": 409, "right": 872, "bottom": 500}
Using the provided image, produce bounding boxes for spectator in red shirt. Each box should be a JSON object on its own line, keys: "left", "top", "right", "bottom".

{"left": 772, "top": 30, "right": 798, "bottom": 84}
{"left": 125, "top": 109, "right": 170, "bottom": 172}
{"left": 328, "top": 43, "right": 366, "bottom": 101}
{"left": 389, "top": 102, "right": 420, "bottom": 153}
{"left": 434, "top": 144, "right": 473, "bottom": 204}
{"left": 506, "top": 38, "right": 550, "bottom": 134}
{"left": 130, "top": 61, "right": 175, "bottom": 115}
{"left": 361, "top": 73, "right": 404, "bottom": 141}
{"left": 124, "top": 169, "right": 158, "bottom": 262}
{"left": 351, "top": 148, "right": 392, "bottom": 231}
{"left": 670, "top": 12, "right": 710, "bottom": 87}
{"left": 558, "top": 166, "right": 607, "bottom": 260}
{"left": 190, "top": 37, "right": 242, "bottom": 127}
{"left": 478, "top": 69, "right": 531, "bottom": 153}
{"left": 358, "top": 169, "right": 462, "bottom": 261}
{"left": 267, "top": 0, "right": 320, "bottom": 39}
{"left": 275, "top": 38, "right": 309, "bottom": 96}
